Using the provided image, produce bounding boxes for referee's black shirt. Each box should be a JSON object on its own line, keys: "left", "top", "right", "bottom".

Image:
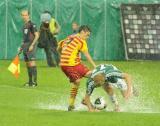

{"left": 22, "top": 20, "right": 37, "bottom": 43}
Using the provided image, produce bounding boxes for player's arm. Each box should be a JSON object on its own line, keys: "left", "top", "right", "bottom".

{"left": 29, "top": 24, "right": 39, "bottom": 51}
{"left": 83, "top": 94, "right": 95, "bottom": 112}
{"left": 32, "top": 31, "right": 39, "bottom": 46}
{"left": 83, "top": 51, "right": 96, "bottom": 68}
{"left": 122, "top": 73, "right": 132, "bottom": 100}
{"left": 17, "top": 42, "right": 24, "bottom": 54}
{"left": 57, "top": 40, "right": 64, "bottom": 54}
{"left": 80, "top": 41, "right": 96, "bottom": 68}
{"left": 83, "top": 80, "right": 97, "bottom": 112}
{"left": 54, "top": 21, "right": 61, "bottom": 35}
{"left": 29, "top": 31, "right": 39, "bottom": 52}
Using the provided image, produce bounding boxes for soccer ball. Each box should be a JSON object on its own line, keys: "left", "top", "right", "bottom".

{"left": 94, "top": 97, "right": 107, "bottom": 110}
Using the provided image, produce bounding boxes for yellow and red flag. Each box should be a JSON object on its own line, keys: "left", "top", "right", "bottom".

{"left": 8, "top": 55, "right": 20, "bottom": 78}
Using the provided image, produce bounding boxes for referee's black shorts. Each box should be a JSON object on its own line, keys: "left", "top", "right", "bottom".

{"left": 22, "top": 43, "right": 36, "bottom": 62}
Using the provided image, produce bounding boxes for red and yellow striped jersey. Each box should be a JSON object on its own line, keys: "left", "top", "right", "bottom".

{"left": 58, "top": 34, "right": 88, "bottom": 66}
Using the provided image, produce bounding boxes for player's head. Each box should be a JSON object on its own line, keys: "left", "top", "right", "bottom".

{"left": 72, "top": 22, "right": 79, "bottom": 31}
{"left": 78, "top": 25, "right": 91, "bottom": 40}
{"left": 41, "top": 10, "right": 52, "bottom": 23}
{"left": 21, "top": 10, "right": 30, "bottom": 22}
{"left": 93, "top": 73, "right": 105, "bottom": 86}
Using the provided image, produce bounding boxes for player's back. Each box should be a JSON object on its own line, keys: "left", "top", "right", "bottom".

{"left": 59, "top": 34, "right": 86, "bottom": 66}
{"left": 91, "top": 64, "right": 121, "bottom": 78}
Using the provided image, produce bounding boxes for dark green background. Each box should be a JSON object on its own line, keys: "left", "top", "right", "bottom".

{"left": 0, "top": 0, "right": 157, "bottom": 60}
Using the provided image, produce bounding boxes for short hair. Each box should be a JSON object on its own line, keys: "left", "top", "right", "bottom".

{"left": 21, "top": 10, "right": 30, "bottom": 15}
{"left": 78, "top": 25, "right": 91, "bottom": 33}
{"left": 41, "top": 11, "right": 52, "bottom": 22}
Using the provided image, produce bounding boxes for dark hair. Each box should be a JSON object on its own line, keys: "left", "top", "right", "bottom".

{"left": 43, "top": 10, "right": 52, "bottom": 15}
{"left": 78, "top": 25, "right": 91, "bottom": 33}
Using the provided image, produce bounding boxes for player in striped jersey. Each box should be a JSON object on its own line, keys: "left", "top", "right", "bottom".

{"left": 57, "top": 25, "right": 96, "bottom": 111}
{"left": 82, "top": 64, "right": 133, "bottom": 112}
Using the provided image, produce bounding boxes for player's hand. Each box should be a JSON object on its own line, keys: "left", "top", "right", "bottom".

{"left": 53, "top": 29, "right": 59, "bottom": 35}
{"left": 17, "top": 47, "right": 22, "bottom": 54}
{"left": 114, "top": 105, "right": 120, "bottom": 112}
{"left": 29, "top": 44, "right": 34, "bottom": 52}
{"left": 89, "top": 108, "right": 99, "bottom": 112}
{"left": 114, "top": 107, "right": 120, "bottom": 112}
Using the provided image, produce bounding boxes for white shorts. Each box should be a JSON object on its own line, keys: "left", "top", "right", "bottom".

{"left": 109, "top": 79, "right": 127, "bottom": 91}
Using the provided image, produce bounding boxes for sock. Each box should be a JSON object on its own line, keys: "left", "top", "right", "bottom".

{"left": 31, "top": 66, "right": 37, "bottom": 84}
{"left": 27, "top": 67, "right": 32, "bottom": 84}
{"left": 109, "top": 94, "right": 118, "bottom": 105}
{"left": 69, "top": 84, "right": 78, "bottom": 106}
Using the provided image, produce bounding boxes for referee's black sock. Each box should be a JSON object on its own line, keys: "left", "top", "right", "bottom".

{"left": 27, "top": 67, "right": 32, "bottom": 84}
{"left": 31, "top": 66, "right": 37, "bottom": 84}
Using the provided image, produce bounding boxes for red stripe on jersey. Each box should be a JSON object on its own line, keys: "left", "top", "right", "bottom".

{"left": 64, "top": 49, "right": 72, "bottom": 53}
{"left": 67, "top": 45, "right": 74, "bottom": 50}
{"left": 74, "top": 37, "right": 83, "bottom": 49}
{"left": 75, "top": 36, "right": 83, "bottom": 43}
{"left": 73, "top": 40, "right": 79, "bottom": 44}
{"left": 61, "top": 57, "right": 70, "bottom": 60}
{"left": 69, "top": 42, "right": 77, "bottom": 48}
{"left": 61, "top": 53, "right": 71, "bottom": 56}
{"left": 75, "top": 58, "right": 80, "bottom": 62}
{"left": 61, "top": 61, "right": 69, "bottom": 64}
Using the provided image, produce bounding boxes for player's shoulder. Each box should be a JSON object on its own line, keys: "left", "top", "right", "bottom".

{"left": 74, "top": 34, "right": 86, "bottom": 44}
{"left": 58, "top": 39, "right": 65, "bottom": 47}
{"left": 28, "top": 21, "right": 37, "bottom": 28}
{"left": 96, "top": 64, "right": 112, "bottom": 68}
{"left": 102, "top": 64, "right": 117, "bottom": 69}
{"left": 67, "top": 34, "right": 75, "bottom": 41}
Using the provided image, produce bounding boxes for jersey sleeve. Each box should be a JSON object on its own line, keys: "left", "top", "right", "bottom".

{"left": 86, "top": 79, "right": 95, "bottom": 96}
{"left": 58, "top": 40, "right": 64, "bottom": 49}
{"left": 30, "top": 23, "right": 38, "bottom": 33}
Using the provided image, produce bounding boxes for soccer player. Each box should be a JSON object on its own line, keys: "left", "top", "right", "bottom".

{"left": 20, "top": 10, "right": 39, "bottom": 87}
{"left": 57, "top": 25, "right": 96, "bottom": 111}
{"left": 72, "top": 22, "right": 79, "bottom": 34}
{"left": 82, "top": 64, "right": 133, "bottom": 112}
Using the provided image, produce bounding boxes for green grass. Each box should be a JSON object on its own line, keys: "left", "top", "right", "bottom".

{"left": 0, "top": 60, "right": 160, "bottom": 126}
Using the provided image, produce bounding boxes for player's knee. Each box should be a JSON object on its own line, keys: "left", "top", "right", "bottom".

{"left": 74, "top": 79, "right": 80, "bottom": 86}
{"left": 106, "top": 86, "right": 113, "bottom": 95}
{"left": 121, "top": 90, "right": 127, "bottom": 98}
{"left": 85, "top": 71, "right": 92, "bottom": 77}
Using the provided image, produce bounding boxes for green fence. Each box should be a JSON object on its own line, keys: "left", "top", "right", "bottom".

{"left": 0, "top": 0, "right": 157, "bottom": 60}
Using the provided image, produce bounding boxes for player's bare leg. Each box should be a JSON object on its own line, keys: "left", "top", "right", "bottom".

{"left": 103, "top": 84, "right": 120, "bottom": 112}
